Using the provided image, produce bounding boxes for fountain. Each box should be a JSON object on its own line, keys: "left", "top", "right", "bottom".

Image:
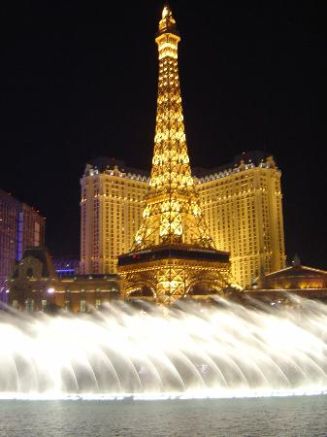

{"left": 1, "top": 296, "right": 327, "bottom": 400}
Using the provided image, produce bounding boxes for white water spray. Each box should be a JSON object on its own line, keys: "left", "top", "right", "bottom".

{"left": 1, "top": 296, "right": 327, "bottom": 400}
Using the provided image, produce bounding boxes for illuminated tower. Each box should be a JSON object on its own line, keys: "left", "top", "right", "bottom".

{"left": 118, "top": 5, "right": 230, "bottom": 304}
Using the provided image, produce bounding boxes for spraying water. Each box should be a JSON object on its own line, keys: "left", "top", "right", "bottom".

{"left": 1, "top": 296, "right": 327, "bottom": 400}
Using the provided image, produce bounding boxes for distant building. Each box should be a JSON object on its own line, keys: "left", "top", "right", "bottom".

{"left": 0, "top": 189, "right": 18, "bottom": 295}
{"left": 8, "top": 247, "right": 119, "bottom": 313}
{"left": 0, "top": 189, "right": 45, "bottom": 297}
{"left": 80, "top": 152, "right": 286, "bottom": 288}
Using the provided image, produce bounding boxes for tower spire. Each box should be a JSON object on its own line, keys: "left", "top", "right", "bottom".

{"left": 158, "top": 4, "right": 178, "bottom": 36}
{"left": 132, "top": 5, "right": 214, "bottom": 250}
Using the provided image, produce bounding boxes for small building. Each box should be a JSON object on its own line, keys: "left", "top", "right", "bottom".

{"left": 8, "top": 247, "right": 120, "bottom": 313}
{"left": 243, "top": 257, "right": 327, "bottom": 304}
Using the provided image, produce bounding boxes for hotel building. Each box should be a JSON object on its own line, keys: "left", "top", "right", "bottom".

{"left": 195, "top": 151, "right": 286, "bottom": 287}
{"left": 0, "top": 189, "right": 45, "bottom": 293}
{"left": 80, "top": 158, "right": 148, "bottom": 275}
{"left": 80, "top": 152, "right": 285, "bottom": 288}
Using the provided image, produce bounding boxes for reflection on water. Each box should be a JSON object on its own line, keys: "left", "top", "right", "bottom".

{"left": 1, "top": 397, "right": 327, "bottom": 437}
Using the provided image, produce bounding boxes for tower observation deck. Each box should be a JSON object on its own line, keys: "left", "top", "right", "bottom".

{"left": 118, "top": 5, "right": 231, "bottom": 304}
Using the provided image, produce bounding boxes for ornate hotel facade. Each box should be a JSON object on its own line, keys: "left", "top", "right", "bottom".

{"left": 80, "top": 152, "right": 285, "bottom": 288}
{"left": 196, "top": 152, "right": 286, "bottom": 287}
{"left": 80, "top": 158, "right": 148, "bottom": 275}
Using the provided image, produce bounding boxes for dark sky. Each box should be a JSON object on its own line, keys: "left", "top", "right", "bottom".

{"left": 0, "top": 1, "right": 326, "bottom": 268}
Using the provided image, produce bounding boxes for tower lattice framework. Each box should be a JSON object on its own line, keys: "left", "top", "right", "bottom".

{"left": 118, "top": 5, "right": 231, "bottom": 304}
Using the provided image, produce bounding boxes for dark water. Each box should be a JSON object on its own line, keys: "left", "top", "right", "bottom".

{"left": 1, "top": 396, "right": 327, "bottom": 437}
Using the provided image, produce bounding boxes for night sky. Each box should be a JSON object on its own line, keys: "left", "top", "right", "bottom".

{"left": 1, "top": 1, "right": 326, "bottom": 268}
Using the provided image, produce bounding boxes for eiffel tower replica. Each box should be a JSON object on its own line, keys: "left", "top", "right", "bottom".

{"left": 118, "top": 5, "right": 231, "bottom": 304}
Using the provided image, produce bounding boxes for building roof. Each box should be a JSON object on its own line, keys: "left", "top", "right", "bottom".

{"left": 83, "top": 156, "right": 149, "bottom": 179}
{"left": 193, "top": 150, "right": 277, "bottom": 179}
{"left": 264, "top": 264, "right": 327, "bottom": 279}
{"left": 82, "top": 151, "right": 276, "bottom": 183}
{"left": 0, "top": 188, "right": 20, "bottom": 204}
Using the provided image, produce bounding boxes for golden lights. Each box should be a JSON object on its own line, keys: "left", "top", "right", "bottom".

{"left": 118, "top": 6, "right": 231, "bottom": 303}
{"left": 131, "top": 6, "right": 215, "bottom": 252}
